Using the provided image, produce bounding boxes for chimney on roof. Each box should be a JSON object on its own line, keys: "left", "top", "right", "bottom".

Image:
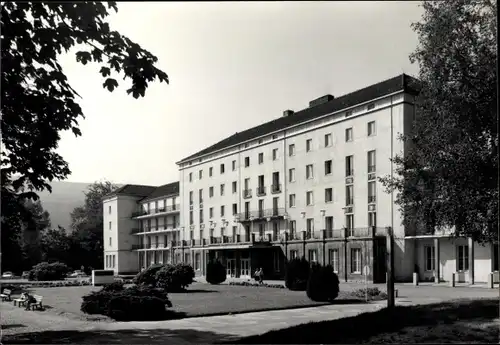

{"left": 283, "top": 109, "right": 294, "bottom": 117}
{"left": 309, "top": 94, "right": 334, "bottom": 108}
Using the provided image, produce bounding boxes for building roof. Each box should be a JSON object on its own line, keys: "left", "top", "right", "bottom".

{"left": 178, "top": 73, "right": 420, "bottom": 164}
{"left": 141, "top": 182, "right": 180, "bottom": 202}
{"left": 104, "top": 184, "right": 157, "bottom": 199}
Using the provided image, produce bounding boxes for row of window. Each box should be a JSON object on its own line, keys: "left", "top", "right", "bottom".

{"left": 105, "top": 254, "right": 116, "bottom": 269}
{"left": 422, "top": 244, "right": 495, "bottom": 272}
{"left": 188, "top": 124, "right": 377, "bottom": 183}
{"left": 289, "top": 247, "right": 363, "bottom": 274}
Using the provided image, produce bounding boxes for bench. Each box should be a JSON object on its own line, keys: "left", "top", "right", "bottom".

{"left": 13, "top": 296, "right": 27, "bottom": 307}
{"left": 0, "top": 289, "right": 12, "bottom": 301}
{"left": 30, "top": 295, "right": 43, "bottom": 310}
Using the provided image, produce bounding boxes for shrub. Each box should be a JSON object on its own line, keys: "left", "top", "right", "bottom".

{"left": 306, "top": 263, "right": 339, "bottom": 302}
{"left": 351, "top": 287, "right": 388, "bottom": 301}
{"left": 81, "top": 285, "right": 173, "bottom": 318}
{"left": 155, "top": 263, "right": 194, "bottom": 292}
{"left": 285, "top": 257, "right": 310, "bottom": 291}
{"left": 133, "top": 264, "right": 163, "bottom": 286}
{"left": 206, "top": 260, "right": 226, "bottom": 285}
{"left": 29, "top": 262, "right": 69, "bottom": 281}
{"left": 101, "top": 281, "right": 125, "bottom": 292}
{"left": 106, "top": 295, "right": 167, "bottom": 321}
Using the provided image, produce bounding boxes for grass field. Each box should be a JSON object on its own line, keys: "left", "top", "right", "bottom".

{"left": 22, "top": 283, "right": 382, "bottom": 321}
{"left": 231, "top": 298, "right": 500, "bottom": 344}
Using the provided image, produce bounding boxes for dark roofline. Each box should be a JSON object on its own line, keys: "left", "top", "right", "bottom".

{"left": 102, "top": 184, "right": 157, "bottom": 200}
{"left": 177, "top": 73, "right": 420, "bottom": 164}
{"left": 140, "top": 181, "right": 180, "bottom": 202}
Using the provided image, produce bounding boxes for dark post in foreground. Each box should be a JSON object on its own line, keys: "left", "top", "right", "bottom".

{"left": 386, "top": 226, "right": 395, "bottom": 309}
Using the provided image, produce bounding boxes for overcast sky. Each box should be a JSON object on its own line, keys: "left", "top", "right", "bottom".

{"left": 57, "top": 1, "right": 423, "bottom": 186}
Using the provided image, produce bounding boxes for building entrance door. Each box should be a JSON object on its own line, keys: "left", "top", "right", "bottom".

{"left": 227, "top": 259, "right": 236, "bottom": 277}
{"left": 240, "top": 258, "right": 250, "bottom": 278}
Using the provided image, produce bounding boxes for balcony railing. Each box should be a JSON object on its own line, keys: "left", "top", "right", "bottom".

{"left": 368, "top": 195, "right": 376, "bottom": 203}
{"left": 243, "top": 189, "right": 252, "bottom": 199}
{"left": 271, "top": 184, "right": 282, "bottom": 194}
{"left": 236, "top": 208, "right": 286, "bottom": 222}
{"left": 368, "top": 165, "right": 376, "bottom": 173}
{"left": 256, "top": 186, "right": 266, "bottom": 196}
{"left": 306, "top": 231, "right": 321, "bottom": 240}
{"left": 132, "top": 204, "right": 180, "bottom": 218}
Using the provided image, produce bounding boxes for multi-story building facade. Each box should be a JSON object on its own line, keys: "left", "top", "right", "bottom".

{"left": 102, "top": 182, "right": 180, "bottom": 274}
{"left": 175, "top": 74, "right": 498, "bottom": 284}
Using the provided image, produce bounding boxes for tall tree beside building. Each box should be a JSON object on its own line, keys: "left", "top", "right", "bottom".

{"left": 0, "top": 2, "right": 168, "bottom": 263}
{"left": 380, "top": 0, "right": 497, "bottom": 242}
{"left": 70, "top": 181, "right": 118, "bottom": 269}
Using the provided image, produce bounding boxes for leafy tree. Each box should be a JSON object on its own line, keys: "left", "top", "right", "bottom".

{"left": 1, "top": 2, "right": 168, "bottom": 269}
{"left": 20, "top": 200, "right": 51, "bottom": 270}
{"left": 70, "top": 181, "right": 118, "bottom": 269}
{"left": 40, "top": 226, "right": 72, "bottom": 264}
{"left": 380, "top": 0, "right": 497, "bottom": 243}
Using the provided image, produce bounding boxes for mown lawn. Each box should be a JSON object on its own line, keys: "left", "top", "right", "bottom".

{"left": 231, "top": 298, "right": 500, "bottom": 344}
{"left": 23, "top": 283, "right": 383, "bottom": 321}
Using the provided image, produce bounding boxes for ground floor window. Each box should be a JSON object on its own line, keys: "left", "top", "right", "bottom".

{"left": 329, "top": 249, "right": 339, "bottom": 272}
{"left": 184, "top": 252, "right": 191, "bottom": 264}
{"left": 424, "top": 246, "right": 435, "bottom": 271}
{"left": 105, "top": 255, "right": 109, "bottom": 268}
{"left": 456, "top": 245, "right": 469, "bottom": 271}
{"left": 351, "top": 248, "right": 361, "bottom": 273}
{"left": 494, "top": 244, "right": 499, "bottom": 271}
{"left": 195, "top": 253, "right": 201, "bottom": 270}
{"left": 308, "top": 249, "right": 318, "bottom": 264}
{"left": 290, "top": 250, "right": 298, "bottom": 260}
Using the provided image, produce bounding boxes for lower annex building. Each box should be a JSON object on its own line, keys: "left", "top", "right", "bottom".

{"left": 103, "top": 74, "right": 498, "bottom": 284}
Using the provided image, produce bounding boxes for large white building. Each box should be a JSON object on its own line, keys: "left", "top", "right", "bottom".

{"left": 104, "top": 74, "right": 498, "bottom": 284}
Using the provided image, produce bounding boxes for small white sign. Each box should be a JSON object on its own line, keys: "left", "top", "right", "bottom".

{"left": 363, "top": 265, "right": 370, "bottom": 276}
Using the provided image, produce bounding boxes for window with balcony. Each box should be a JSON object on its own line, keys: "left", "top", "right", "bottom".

{"left": 325, "top": 188, "right": 333, "bottom": 203}
{"left": 345, "top": 155, "right": 354, "bottom": 176}
{"left": 220, "top": 163, "right": 225, "bottom": 174}
{"left": 189, "top": 211, "right": 194, "bottom": 225}
{"left": 199, "top": 209, "right": 204, "bottom": 223}
{"left": 258, "top": 199, "right": 264, "bottom": 217}
{"left": 306, "top": 191, "right": 314, "bottom": 206}
{"left": 257, "top": 175, "right": 265, "bottom": 196}
{"left": 289, "top": 144, "right": 295, "bottom": 156}
{"left": 189, "top": 191, "right": 194, "bottom": 205}
{"left": 306, "top": 139, "right": 313, "bottom": 152}
{"left": 368, "top": 181, "right": 376, "bottom": 203}
{"left": 306, "top": 218, "right": 314, "bottom": 235}
{"left": 324, "top": 133, "right": 332, "bottom": 147}
{"left": 272, "top": 148, "right": 278, "bottom": 160}
{"left": 220, "top": 205, "right": 225, "bottom": 217}
{"left": 346, "top": 214, "right": 354, "bottom": 230}
{"left": 199, "top": 170, "right": 203, "bottom": 179}
{"left": 289, "top": 194, "right": 296, "bottom": 207}
{"left": 325, "top": 216, "right": 333, "bottom": 230}
{"left": 232, "top": 181, "right": 237, "bottom": 194}
{"left": 424, "top": 246, "right": 435, "bottom": 271}
{"left": 308, "top": 249, "right": 318, "bottom": 263}
{"left": 290, "top": 250, "right": 298, "bottom": 259}
{"left": 232, "top": 203, "right": 237, "bottom": 215}
{"left": 258, "top": 152, "right": 264, "bottom": 164}
{"left": 289, "top": 168, "right": 296, "bottom": 182}
{"left": 306, "top": 164, "right": 314, "bottom": 179}
{"left": 325, "top": 160, "right": 332, "bottom": 175}
{"left": 351, "top": 248, "right": 361, "bottom": 273}
{"left": 368, "top": 211, "right": 377, "bottom": 227}
{"left": 232, "top": 160, "right": 236, "bottom": 171}
{"left": 329, "top": 249, "right": 339, "bottom": 272}
{"left": 457, "top": 245, "right": 469, "bottom": 271}
{"left": 345, "top": 127, "right": 353, "bottom": 142}
{"left": 244, "top": 157, "right": 250, "bottom": 167}
{"left": 272, "top": 197, "right": 279, "bottom": 215}
{"left": 220, "top": 184, "right": 225, "bottom": 196}
{"left": 368, "top": 150, "right": 376, "bottom": 173}
{"left": 199, "top": 189, "right": 203, "bottom": 204}
{"left": 346, "top": 185, "right": 353, "bottom": 205}
{"left": 290, "top": 221, "right": 296, "bottom": 238}
{"left": 367, "top": 121, "right": 376, "bottom": 136}
{"left": 209, "top": 167, "right": 213, "bottom": 177}
{"left": 272, "top": 172, "right": 281, "bottom": 193}
{"left": 209, "top": 207, "right": 214, "bottom": 219}
{"left": 209, "top": 186, "right": 214, "bottom": 198}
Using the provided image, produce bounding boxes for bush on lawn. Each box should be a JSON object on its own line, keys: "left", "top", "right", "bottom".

{"left": 28, "top": 262, "right": 69, "bottom": 281}
{"left": 81, "top": 285, "right": 173, "bottom": 318}
{"left": 155, "top": 263, "right": 195, "bottom": 292}
{"left": 133, "top": 264, "right": 163, "bottom": 286}
{"left": 206, "top": 259, "right": 226, "bottom": 285}
{"left": 285, "top": 257, "right": 310, "bottom": 291}
{"left": 351, "top": 287, "right": 387, "bottom": 301}
{"left": 306, "top": 263, "right": 339, "bottom": 302}
{"left": 106, "top": 295, "right": 168, "bottom": 321}
{"left": 101, "top": 281, "right": 125, "bottom": 292}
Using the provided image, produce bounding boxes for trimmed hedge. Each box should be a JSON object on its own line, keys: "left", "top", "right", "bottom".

{"left": 229, "top": 281, "right": 285, "bottom": 289}
{"left": 306, "top": 263, "right": 339, "bottom": 302}
{"left": 285, "top": 257, "right": 310, "bottom": 291}
{"left": 101, "top": 281, "right": 125, "bottom": 292}
{"left": 206, "top": 260, "right": 226, "bottom": 285}
{"left": 28, "top": 262, "right": 70, "bottom": 281}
